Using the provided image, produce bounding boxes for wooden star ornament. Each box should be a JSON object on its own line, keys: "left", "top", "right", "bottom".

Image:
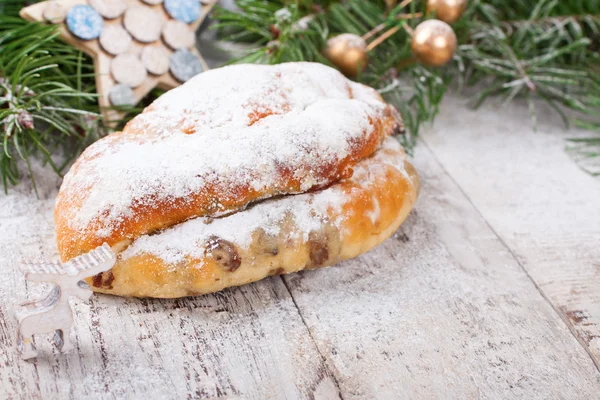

{"left": 20, "top": 0, "right": 216, "bottom": 124}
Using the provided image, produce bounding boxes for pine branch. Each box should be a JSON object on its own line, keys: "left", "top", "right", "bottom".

{"left": 568, "top": 94, "right": 600, "bottom": 176}
{"left": 0, "top": 16, "right": 102, "bottom": 193}
{"left": 2, "top": 0, "right": 599, "bottom": 190}
{"left": 458, "top": 0, "right": 600, "bottom": 118}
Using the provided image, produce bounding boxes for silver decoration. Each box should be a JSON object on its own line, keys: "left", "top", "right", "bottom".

{"left": 169, "top": 49, "right": 203, "bottom": 82}
{"left": 108, "top": 84, "right": 136, "bottom": 106}
{"left": 16, "top": 243, "right": 116, "bottom": 360}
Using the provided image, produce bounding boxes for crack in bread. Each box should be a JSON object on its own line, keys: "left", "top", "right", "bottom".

{"left": 55, "top": 63, "right": 418, "bottom": 298}
{"left": 55, "top": 63, "right": 402, "bottom": 261}
{"left": 87, "top": 137, "right": 419, "bottom": 298}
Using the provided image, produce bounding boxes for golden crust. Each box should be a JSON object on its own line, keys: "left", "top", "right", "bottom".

{"left": 87, "top": 139, "right": 419, "bottom": 298}
{"left": 55, "top": 64, "right": 403, "bottom": 262}
{"left": 54, "top": 64, "right": 419, "bottom": 298}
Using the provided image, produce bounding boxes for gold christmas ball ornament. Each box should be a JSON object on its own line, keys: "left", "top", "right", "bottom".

{"left": 427, "top": 0, "right": 467, "bottom": 24}
{"left": 411, "top": 20, "right": 457, "bottom": 67}
{"left": 324, "top": 33, "right": 368, "bottom": 77}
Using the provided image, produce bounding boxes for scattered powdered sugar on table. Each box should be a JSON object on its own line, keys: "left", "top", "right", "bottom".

{"left": 61, "top": 62, "right": 390, "bottom": 236}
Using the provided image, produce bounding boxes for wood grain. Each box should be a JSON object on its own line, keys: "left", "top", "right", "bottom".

{"left": 2, "top": 98, "right": 600, "bottom": 398}
{"left": 422, "top": 97, "right": 600, "bottom": 369}
{"left": 282, "top": 142, "right": 600, "bottom": 398}
{"left": 0, "top": 164, "right": 340, "bottom": 399}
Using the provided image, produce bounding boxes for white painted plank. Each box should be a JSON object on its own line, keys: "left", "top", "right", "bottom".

{"left": 1, "top": 97, "right": 599, "bottom": 399}
{"left": 422, "top": 96, "right": 600, "bottom": 367}
{"left": 283, "top": 141, "right": 600, "bottom": 398}
{"left": 0, "top": 164, "right": 340, "bottom": 399}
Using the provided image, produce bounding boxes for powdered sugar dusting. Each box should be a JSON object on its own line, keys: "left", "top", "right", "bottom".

{"left": 59, "top": 62, "right": 391, "bottom": 238}
{"left": 120, "top": 137, "right": 407, "bottom": 265}
{"left": 121, "top": 187, "right": 345, "bottom": 265}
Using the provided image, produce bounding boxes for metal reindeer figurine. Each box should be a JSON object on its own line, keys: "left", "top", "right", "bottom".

{"left": 17, "top": 243, "right": 116, "bottom": 360}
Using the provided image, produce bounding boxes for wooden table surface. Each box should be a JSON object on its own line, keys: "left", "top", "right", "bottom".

{"left": 1, "top": 97, "right": 599, "bottom": 399}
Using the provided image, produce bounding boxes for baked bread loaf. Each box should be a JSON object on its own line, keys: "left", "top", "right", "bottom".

{"left": 55, "top": 62, "right": 419, "bottom": 298}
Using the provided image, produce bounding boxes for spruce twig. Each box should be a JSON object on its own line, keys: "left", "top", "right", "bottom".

{"left": 2, "top": 0, "right": 600, "bottom": 189}
{"left": 0, "top": 15, "right": 102, "bottom": 192}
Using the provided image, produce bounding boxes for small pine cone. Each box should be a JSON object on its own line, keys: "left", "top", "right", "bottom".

{"left": 17, "top": 110, "right": 34, "bottom": 130}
